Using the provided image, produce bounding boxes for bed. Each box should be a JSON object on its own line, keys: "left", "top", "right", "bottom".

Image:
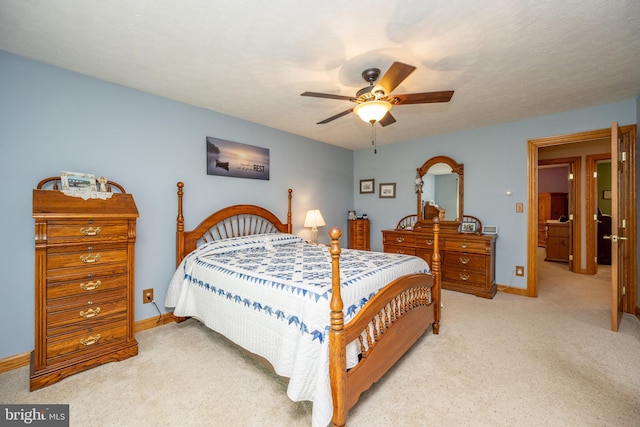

{"left": 165, "top": 182, "right": 441, "bottom": 427}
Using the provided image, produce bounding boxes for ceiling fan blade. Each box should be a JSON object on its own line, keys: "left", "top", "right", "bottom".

{"left": 316, "top": 108, "right": 354, "bottom": 124}
{"left": 391, "top": 90, "right": 454, "bottom": 105}
{"left": 376, "top": 62, "right": 416, "bottom": 95}
{"left": 379, "top": 112, "right": 396, "bottom": 127}
{"left": 301, "top": 91, "right": 355, "bottom": 102}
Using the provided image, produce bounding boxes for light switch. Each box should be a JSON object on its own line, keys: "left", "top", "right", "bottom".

{"left": 516, "top": 203, "right": 524, "bottom": 213}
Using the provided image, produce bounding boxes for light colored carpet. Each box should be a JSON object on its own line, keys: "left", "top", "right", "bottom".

{"left": 2, "top": 254, "right": 639, "bottom": 426}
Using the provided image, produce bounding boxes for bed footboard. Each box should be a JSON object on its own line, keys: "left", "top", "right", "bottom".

{"left": 329, "top": 219, "right": 441, "bottom": 427}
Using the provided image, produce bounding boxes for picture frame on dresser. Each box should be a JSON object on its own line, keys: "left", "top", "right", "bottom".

{"left": 379, "top": 183, "right": 396, "bottom": 198}
{"left": 460, "top": 222, "right": 476, "bottom": 233}
{"left": 360, "top": 179, "right": 374, "bottom": 194}
{"left": 60, "top": 170, "right": 97, "bottom": 191}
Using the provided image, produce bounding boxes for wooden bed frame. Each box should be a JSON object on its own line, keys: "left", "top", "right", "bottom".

{"left": 174, "top": 182, "right": 441, "bottom": 426}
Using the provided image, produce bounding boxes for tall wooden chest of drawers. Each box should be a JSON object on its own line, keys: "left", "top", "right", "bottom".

{"left": 31, "top": 186, "right": 139, "bottom": 390}
{"left": 348, "top": 218, "right": 370, "bottom": 250}
{"left": 383, "top": 229, "right": 497, "bottom": 298}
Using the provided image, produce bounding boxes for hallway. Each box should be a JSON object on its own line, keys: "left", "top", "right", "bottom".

{"left": 537, "top": 247, "right": 615, "bottom": 330}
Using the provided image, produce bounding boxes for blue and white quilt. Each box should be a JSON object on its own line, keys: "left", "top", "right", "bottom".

{"left": 165, "top": 233, "right": 430, "bottom": 427}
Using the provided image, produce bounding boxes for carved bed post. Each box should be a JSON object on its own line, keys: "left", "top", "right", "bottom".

{"left": 176, "top": 182, "right": 185, "bottom": 267}
{"left": 287, "top": 188, "right": 293, "bottom": 234}
{"left": 416, "top": 167, "right": 423, "bottom": 221}
{"left": 431, "top": 217, "right": 441, "bottom": 334}
{"left": 328, "top": 227, "right": 347, "bottom": 427}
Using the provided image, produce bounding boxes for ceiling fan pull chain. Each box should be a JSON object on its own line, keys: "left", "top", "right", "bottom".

{"left": 371, "top": 122, "right": 377, "bottom": 154}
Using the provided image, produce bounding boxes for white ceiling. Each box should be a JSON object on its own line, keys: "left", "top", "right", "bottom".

{"left": 1, "top": 1, "right": 639, "bottom": 150}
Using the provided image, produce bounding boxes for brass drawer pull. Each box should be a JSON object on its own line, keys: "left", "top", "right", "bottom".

{"left": 425, "top": 239, "right": 434, "bottom": 246}
{"left": 459, "top": 257, "right": 470, "bottom": 264}
{"left": 80, "top": 254, "right": 101, "bottom": 263}
{"left": 396, "top": 236, "right": 404, "bottom": 243}
{"left": 460, "top": 242, "right": 468, "bottom": 249}
{"left": 80, "top": 334, "right": 101, "bottom": 346}
{"left": 80, "top": 226, "right": 101, "bottom": 236}
{"left": 79, "top": 280, "right": 101, "bottom": 291}
{"left": 79, "top": 308, "right": 101, "bottom": 318}
{"left": 459, "top": 273, "right": 470, "bottom": 281}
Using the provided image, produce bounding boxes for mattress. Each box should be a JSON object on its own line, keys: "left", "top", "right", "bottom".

{"left": 165, "top": 233, "right": 430, "bottom": 426}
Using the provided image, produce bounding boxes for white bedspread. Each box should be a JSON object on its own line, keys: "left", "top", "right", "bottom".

{"left": 165, "top": 233, "right": 430, "bottom": 427}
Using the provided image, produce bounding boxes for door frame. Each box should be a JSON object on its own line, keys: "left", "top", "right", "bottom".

{"left": 526, "top": 125, "right": 637, "bottom": 312}
{"left": 538, "top": 157, "right": 580, "bottom": 273}
{"left": 585, "top": 153, "right": 612, "bottom": 275}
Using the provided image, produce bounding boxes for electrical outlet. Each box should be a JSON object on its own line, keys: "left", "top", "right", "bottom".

{"left": 143, "top": 288, "right": 154, "bottom": 303}
{"left": 515, "top": 266, "right": 525, "bottom": 277}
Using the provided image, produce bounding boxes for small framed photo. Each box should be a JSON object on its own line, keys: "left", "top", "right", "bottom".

{"left": 460, "top": 222, "right": 477, "bottom": 233}
{"left": 360, "top": 179, "right": 375, "bottom": 194}
{"left": 602, "top": 190, "right": 612, "bottom": 200}
{"left": 60, "top": 171, "right": 97, "bottom": 192}
{"left": 379, "top": 183, "right": 396, "bottom": 199}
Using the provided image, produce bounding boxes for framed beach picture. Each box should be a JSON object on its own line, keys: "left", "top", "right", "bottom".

{"left": 60, "top": 171, "right": 97, "bottom": 192}
{"left": 206, "top": 136, "right": 270, "bottom": 180}
{"left": 360, "top": 179, "right": 374, "bottom": 194}
{"left": 379, "top": 183, "right": 396, "bottom": 199}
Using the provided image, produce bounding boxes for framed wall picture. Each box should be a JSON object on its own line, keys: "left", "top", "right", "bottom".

{"left": 60, "top": 171, "right": 97, "bottom": 192}
{"left": 379, "top": 183, "right": 396, "bottom": 199}
{"left": 360, "top": 179, "right": 374, "bottom": 194}
{"left": 206, "top": 136, "right": 270, "bottom": 180}
{"left": 602, "top": 190, "right": 612, "bottom": 200}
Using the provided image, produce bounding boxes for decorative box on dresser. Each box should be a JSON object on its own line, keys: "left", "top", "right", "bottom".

{"left": 383, "top": 228, "right": 497, "bottom": 298}
{"left": 31, "top": 178, "right": 139, "bottom": 391}
{"left": 348, "top": 218, "right": 370, "bottom": 250}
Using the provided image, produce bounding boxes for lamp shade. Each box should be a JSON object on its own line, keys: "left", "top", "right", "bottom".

{"left": 353, "top": 100, "right": 392, "bottom": 123}
{"left": 304, "top": 209, "right": 326, "bottom": 228}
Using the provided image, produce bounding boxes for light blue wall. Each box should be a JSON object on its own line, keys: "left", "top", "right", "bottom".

{"left": 1, "top": 49, "right": 637, "bottom": 360}
{"left": 0, "top": 51, "right": 353, "bottom": 359}
{"left": 354, "top": 99, "right": 637, "bottom": 291}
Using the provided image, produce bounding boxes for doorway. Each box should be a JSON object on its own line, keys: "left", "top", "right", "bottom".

{"left": 526, "top": 125, "right": 637, "bottom": 317}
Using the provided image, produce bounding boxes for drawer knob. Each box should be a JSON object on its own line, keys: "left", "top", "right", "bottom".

{"left": 459, "top": 273, "right": 470, "bottom": 281}
{"left": 80, "top": 254, "right": 101, "bottom": 263}
{"left": 80, "top": 226, "right": 101, "bottom": 236}
{"left": 425, "top": 239, "right": 434, "bottom": 246}
{"left": 79, "top": 280, "right": 101, "bottom": 291}
{"left": 396, "top": 237, "right": 404, "bottom": 243}
{"left": 80, "top": 334, "right": 101, "bottom": 346}
{"left": 79, "top": 307, "right": 101, "bottom": 318}
{"left": 459, "top": 257, "right": 470, "bottom": 264}
{"left": 460, "top": 242, "right": 468, "bottom": 249}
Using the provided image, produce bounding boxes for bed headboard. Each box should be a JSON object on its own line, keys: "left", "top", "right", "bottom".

{"left": 176, "top": 182, "right": 293, "bottom": 266}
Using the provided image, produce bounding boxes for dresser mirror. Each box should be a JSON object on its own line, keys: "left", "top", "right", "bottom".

{"left": 415, "top": 155, "right": 464, "bottom": 229}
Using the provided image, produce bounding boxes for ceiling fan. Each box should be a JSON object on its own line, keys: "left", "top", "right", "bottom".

{"left": 301, "top": 61, "right": 454, "bottom": 127}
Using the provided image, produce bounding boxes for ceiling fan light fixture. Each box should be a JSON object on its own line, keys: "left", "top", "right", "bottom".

{"left": 354, "top": 100, "right": 392, "bottom": 123}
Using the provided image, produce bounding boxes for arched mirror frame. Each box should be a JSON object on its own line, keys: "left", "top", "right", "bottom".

{"left": 415, "top": 155, "right": 464, "bottom": 230}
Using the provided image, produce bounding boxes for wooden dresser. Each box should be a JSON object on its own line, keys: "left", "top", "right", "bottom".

{"left": 31, "top": 182, "right": 139, "bottom": 390}
{"left": 544, "top": 220, "right": 570, "bottom": 262}
{"left": 383, "top": 228, "right": 497, "bottom": 298}
{"left": 348, "top": 218, "right": 370, "bottom": 250}
{"left": 537, "top": 192, "right": 568, "bottom": 247}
